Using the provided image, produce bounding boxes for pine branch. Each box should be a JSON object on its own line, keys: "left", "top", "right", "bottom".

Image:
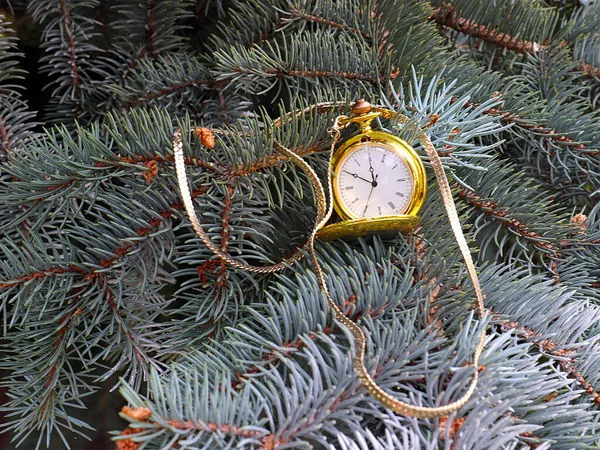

{"left": 226, "top": 141, "right": 331, "bottom": 178}
{"left": 212, "top": 183, "right": 235, "bottom": 301}
{"left": 479, "top": 266, "right": 600, "bottom": 409}
{"left": 28, "top": 0, "right": 103, "bottom": 122}
{"left": 500, "top": 320, "right": 600, "bottom": 405}
{"left": 0, "top": 185, "right": 207, "bottom": 292}
{"left": 431, "top": 0, "right": 600, "bottom": 83}
{"left": 453, "top": 179, "right": 562, "bottom": 272}
{"left": 214, "top": 28, "right": 384, "bottom": 97}
{"left": 102, "top": 281, "right": 154, "bottom": 375}
{"left": 471, "top": 99, "right": 591, "bottom": 152}
{"left": 283, "top": 5, "right": 372, "bottom": 43}
{"left": 122, "top": 78, "right": 214, "bottom": 107}
{"left": 98, "top": 47, "right": 148, "bottom": 113}
{"left": 145, "top": 419, "right": 268, "bottom": 438}
{"left": 0, "top": 15, "right": 37, "bottom": 157}
{"left": 231, "top": 297, "right": 359, "bottom": 391}
{"left": 259, "top": 68, "right": 379, "bottom": 83}
{"left": 107, "top": 54, "right": 215, "bottom": 115}
{"left": 430, "top": 5, "right": 545, "bottom": 55}
{"left": 108, "top": 0, "right": 194, "bottom": 55}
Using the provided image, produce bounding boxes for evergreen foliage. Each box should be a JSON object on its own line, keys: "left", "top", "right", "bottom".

{"left": 0, "top": 0, "right": 599, "bottom": 448}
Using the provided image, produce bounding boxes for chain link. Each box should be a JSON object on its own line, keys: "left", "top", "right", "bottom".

{"left": 173, "top": 103, "right": 486, "bottom": 418}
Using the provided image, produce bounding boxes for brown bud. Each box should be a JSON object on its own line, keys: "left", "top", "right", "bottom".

{"left": 115, "top": 428, "right": 143, "bottom": 450}
{"left": 142, "top": 160, "right": 158, "bottom": 183}
{"left": 121, "top": 406, "right": 152, "bottom": 421}
{"left": 571, "top": 213, "right": 587, "bottom": 232}
{"left": 196, "top": 127, "right": 215, "bottom": 149}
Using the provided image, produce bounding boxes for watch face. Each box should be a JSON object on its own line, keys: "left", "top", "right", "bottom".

{"left": 335, "top": 142, "right": 413, "bottom": 219}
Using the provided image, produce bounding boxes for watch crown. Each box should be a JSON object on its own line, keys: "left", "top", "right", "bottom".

{"left": 351, "top": 99, "right": 372, "bottom": 115}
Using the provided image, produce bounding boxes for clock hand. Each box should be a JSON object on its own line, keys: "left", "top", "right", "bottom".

{"left": 368, "top": 151, "right": 376, "bottom": 182}
{"left": 362, "top": 183, "right": 375, "bottom": 217}
{"left": 343, "top": 170, "right": 371, "bottom": 183}
{"left": 361, "top": 173, "right": 378, "bottom": 217}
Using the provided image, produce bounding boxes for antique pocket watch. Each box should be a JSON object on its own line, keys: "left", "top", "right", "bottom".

{"left": 318, "top": 100, "right": 427, "bottom": 240}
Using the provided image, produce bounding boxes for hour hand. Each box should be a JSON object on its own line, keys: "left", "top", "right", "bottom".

{"left": 343, "top": 170, "right": 371, "bottom": 183}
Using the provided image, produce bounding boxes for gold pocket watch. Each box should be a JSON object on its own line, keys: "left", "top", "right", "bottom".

{"left": 318, "top": 100, "right": 427, "bottom": 240}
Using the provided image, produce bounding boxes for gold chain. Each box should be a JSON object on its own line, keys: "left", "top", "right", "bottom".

{"left": 173, "top": 102, "right": 486, "bottom": 418}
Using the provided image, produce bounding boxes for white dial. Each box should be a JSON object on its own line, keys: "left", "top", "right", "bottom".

{"left": 336, "top": 143, "right": 413, "bottom": 218}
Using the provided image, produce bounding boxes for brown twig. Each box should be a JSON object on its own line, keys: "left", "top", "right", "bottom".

{"left": 257, "top": 68, "right": 378, "bottom": 84}
{"left": 580, "top": 61, "right": 600, "bottom": 80}
{"left": 166, "top": 420, "right": 266, "bottom": 438}
{"left": 288, "top": 8, "right": 372, "bottom": 42}
{"left": 430, "top": 6, "right": 544, "bottom": 55}
{"left": 455, "top": 184, "right": 559, "bottom": 254}
{"left": 227, "top": 142, "right": 331, "bottom": 178}
{"left": 430, "top": 5, "right": 600, "bottom": 83}
{"left": 0, "top": 186, "right": 208, "bottom": 290}
{"left": 146, "top": 0, "right": 158, "bottom": 55}
{"left": 209, "top": 183, "right": 235, "bottom": 299}
{"left": 500, "top": 320, "right": 600, "bottom": 405}
{"left": 102, "top": 47, "right": 148, "bottom": 112}
{"left": 38, "top": 290, "right": 86, "bottom": 415}
{"left": 476, "top": 103, "right": 591, "bottom": 153}
{"left": 0, "top": 115, "right": 10, "bottom": 154}
{"left": 57, "top": 0, "right": 82, "bottom": 119}
{"left": 454, "top": 181, "right": 562, "bottom": 283}
{"left": 122, "top": 79, "right": 213, "bottom": 107}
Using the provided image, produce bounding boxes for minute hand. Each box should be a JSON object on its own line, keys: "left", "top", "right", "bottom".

{"left": 343, "top": 170, "right": 371, "bottom": 183}
{"left": 361, "top": 173, "right": 378, "bottom": 217}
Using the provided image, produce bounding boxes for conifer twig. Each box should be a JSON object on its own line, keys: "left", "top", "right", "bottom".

{"left": 454, "top": 182, "right": 562, "bottom": 282}
{"left": 231, "top": 324, "right": 334, "bottom": 391}
{"left": 430, "top": 5, "right": 600, "bottom": 81}
{"left": 229, "top": 288, "right": 402, "bottom": 392}
{"left": 429, "top": 5, "right": 545, "bottom": 54}
{"left": 454, "top": 99, "right": 596, "bottom": 155}
{"left": 500, "top": 320, "right": 600, "bottom": 405}
{"left": 0, "top": 117, "right": 10, "bottom": 154}
{"left": 101, "top": 48, "right": 148, "bottom": 112}
{"left": 227, "top": 142, "right": 331, "bottom": 178}
{"left": 0, "top": 186, "right": 208, "bottom": 290}
{"left": 57, "top": 0, "right": 83, "bottom": 118}
{"left": 258, "top": 68, "right": 378, "bottom": 83}
{"left": 287, "top": 8, "right": 372, "bottom": 42}
{"left": 122, "top": 79, "right": 213, "bottom": 107}
{"left": 454, "top": 184, "right": 559, "bottom": 254}
{"left": 212, "top": 184, "right": 235, "bottom": 299}
{"left": 146, "top": 0, "right": 158, "bottom": 55}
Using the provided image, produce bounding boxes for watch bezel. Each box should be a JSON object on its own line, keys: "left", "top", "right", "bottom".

{"left": 331, "top": 130, "right": 427, "bottom": 221}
